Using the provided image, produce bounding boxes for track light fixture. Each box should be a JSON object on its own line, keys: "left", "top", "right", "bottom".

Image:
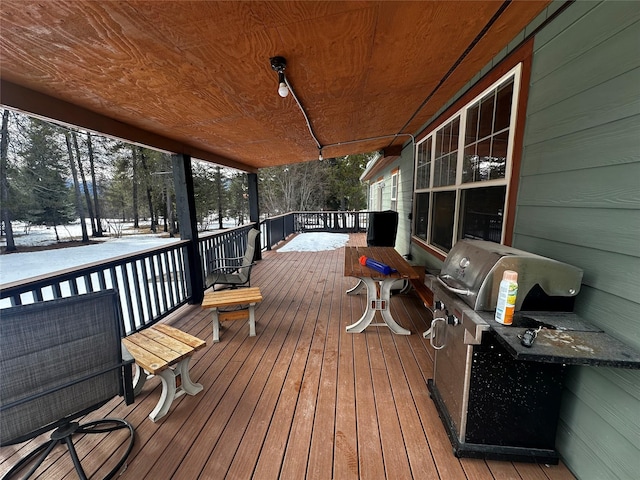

{"left": 270, "top": 56, "right": 289, "bottom": 98}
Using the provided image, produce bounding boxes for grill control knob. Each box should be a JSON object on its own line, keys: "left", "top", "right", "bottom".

{"left": 447, "top": 314, "right": 459, "bottom": 326}
{"left": 435, "top": 300, "right": 445, "bottom": 311}
{"left": 459, "top": 257, "right": 470, "bottom": 269}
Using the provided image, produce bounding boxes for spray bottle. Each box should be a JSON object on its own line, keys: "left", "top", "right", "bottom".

{"left": 495, "top": 270, "right": 518, "bottom": 325}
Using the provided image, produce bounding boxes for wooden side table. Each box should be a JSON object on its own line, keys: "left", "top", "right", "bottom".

{"left": 121, "top": 324, "right": 206, "bottom": 422}
{"left": 202, "top": 287, "right": 263, "bottom": 342}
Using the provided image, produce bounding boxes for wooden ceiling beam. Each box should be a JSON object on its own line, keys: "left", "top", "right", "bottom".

{"left": 0, "top": 80, "right": 256, "bottom": 173}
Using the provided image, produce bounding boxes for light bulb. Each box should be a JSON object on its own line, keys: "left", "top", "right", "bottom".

{"left": 318, "top": 151, "right": 323, "bottom": 161}
{"left": 278, "top": 82, "right": 289, "bottom": 97}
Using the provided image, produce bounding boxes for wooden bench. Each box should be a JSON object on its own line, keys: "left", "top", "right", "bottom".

{"left": 408, "top": 265, "right": 434, "bottom": 309}
{"left": 202, "top": 287, "right": 263, "bottom": 342}
{"left": 121, "top": 324, "right": 206, "bottom": 422}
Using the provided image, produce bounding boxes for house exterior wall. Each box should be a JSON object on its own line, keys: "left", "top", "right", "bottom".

{"left": 363, "top": 151, "right": 415, "bottom": 257}
{"left": 514, "top": 2, "right": 640, "bottom": 479}
{"left": 368, "top": 1, "right": 639, "bottom": 478}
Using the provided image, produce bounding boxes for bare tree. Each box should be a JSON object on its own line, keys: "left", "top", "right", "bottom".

{"left": 86, "top": 133, "right": 104, "bottom": 236}
{"left": 71, "top": 131, "right": 97, "bottom": 236}
{"left": 64, "top": 131, "right": 89, "bottom": 242}
{"left": 138, "top": 147, "right": 156, "bottom": 232}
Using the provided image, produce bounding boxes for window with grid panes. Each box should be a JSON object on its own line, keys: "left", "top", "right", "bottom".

{"left": 413, "top": 65, "right": 521, "bottom": 253}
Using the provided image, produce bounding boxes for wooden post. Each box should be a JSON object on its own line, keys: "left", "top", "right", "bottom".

{"left": 171, "top": 154, "right": 204, "bottom": 304}
{"left": 248, "top": 172, "right": 262, "bottom": 260}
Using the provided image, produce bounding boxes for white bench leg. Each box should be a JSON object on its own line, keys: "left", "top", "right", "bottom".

{"left": 132, "top": 364, "right": 147, "bottom": 396}
{"left": 212, "top": 308, "right": 220, "bottom": 343}
{"left": 249, "top": 302, "right": 256, "bottom": 337}
{"left": 176, "top": 356, "right": 203, "bottom": 396}
{"left": 149, "top": 357, "right": 202, "bottom": 422}
{"left": 150, "top": 368, "right": 176, "bottom": 422}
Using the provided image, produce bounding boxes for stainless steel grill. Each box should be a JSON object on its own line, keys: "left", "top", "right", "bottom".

{"left": 425, "top": 239, "right": 639, "bottom": 463}
{"left": 436, "top": 239, "right": 582, "bottom": 311}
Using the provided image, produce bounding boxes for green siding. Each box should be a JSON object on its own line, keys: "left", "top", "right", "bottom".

{"left": 395, "top": 148, "right": 416, "bottom": 257}
{"left": 363, "top": 147, "right": 415, "bottom": 257}
{"left": 370, "top": 3, "right": 639, "bottom": 476}
{"left": 517, "top": 1, "right": 640, "bottom": 479}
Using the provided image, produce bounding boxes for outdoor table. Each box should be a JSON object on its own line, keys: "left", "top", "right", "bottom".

{"left": 344, "top": 246, "right": 418, "bottom": 335}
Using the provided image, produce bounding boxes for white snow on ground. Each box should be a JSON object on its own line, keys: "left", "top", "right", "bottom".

{"left": 0, "top": 225, "right": 349, "bottom": 284}
{"left": 277, "top": 232, "right": 349, "bottom": 252}
{"left": 0, "top": 234, "right": 181, "bottom": 285}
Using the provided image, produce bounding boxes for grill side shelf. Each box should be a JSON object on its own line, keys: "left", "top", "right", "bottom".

{"left": 480, "top": 312, "right": 640, "bottom": 368}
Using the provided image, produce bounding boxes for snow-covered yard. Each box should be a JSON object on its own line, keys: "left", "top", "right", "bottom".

{"left": 1, "top": 222, "right": 349, "bottom": 285}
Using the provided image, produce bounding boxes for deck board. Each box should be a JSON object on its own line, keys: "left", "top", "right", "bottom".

{"left": 0, "top": 233, "right": 577, "bottom": 480}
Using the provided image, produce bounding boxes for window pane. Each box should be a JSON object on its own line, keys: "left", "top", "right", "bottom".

{"left": 414, "top": 193, "right": 430, "bottom": 239}
{"left": 435, "top": 129, "right": 444, "bottom": 158}
{"left": 450, "top": 117, "right": 460, "bottom": 152}
{"left": 445, "top": 152, "right": 457, "bottom": 186}
{"left": 433, "top": 159, "right": 443, "bottom": 187}
{"left": 465, "top": 104, "right": 479, "bottom": 146}
{"left": 463, "top": 144, "right": 477, "bottom": 183}
{"left": 391, "top": 173, "right": 398, "bottom": 199}
{"left": 476, "top": 138, "right": 492, "bottom": 181}
{"left": 416, "top": 138, "right": 431, "bottom": 189}
{"left": 490, "top": 131, "right": 508, "bottom": 180}
{"left": 431, "top": 190, "right": 456, "bottom": 252}
{"left": 459, "top": 186, "right": 506, "bottom": 243}
{"left": 478, "top": 92, "right": 495, "bottom": 139}
{"left": 494, "top": 79, "right": 514, "bottom": 132}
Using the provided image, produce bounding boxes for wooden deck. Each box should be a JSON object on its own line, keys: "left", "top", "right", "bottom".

{"left": 0, "top": 234, "right": 576, "bottom": 479}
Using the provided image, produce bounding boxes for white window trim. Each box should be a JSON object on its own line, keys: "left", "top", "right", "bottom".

{"left": 413, "top": 63, "right": 522, "bottom": 254}
{"left": 390, "top": 170, "right": 399, "bottom": 211}
{"left": 376, "top": 179, "right": 384, "bottom": 211}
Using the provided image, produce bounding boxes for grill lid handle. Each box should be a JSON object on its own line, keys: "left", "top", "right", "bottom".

{"left": 437, "top": 274, "right": 472, "bottom": 296}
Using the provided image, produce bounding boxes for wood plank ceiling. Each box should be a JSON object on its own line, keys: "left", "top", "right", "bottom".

{"left": 0, "top": 1, "right": 551, "bottom": 172}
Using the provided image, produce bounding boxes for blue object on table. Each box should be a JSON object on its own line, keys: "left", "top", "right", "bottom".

{"left": 359, "top": 255, "right": 397, "bottom": 275}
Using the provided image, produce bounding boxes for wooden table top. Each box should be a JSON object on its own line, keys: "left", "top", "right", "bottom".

{"left": 122, "top": 324, "right": 206, "bottom": 375}
{"left": 344, "top": 246, "right": 419, "bottom": 280}
{"left": 202, "top": 287, "right": 263, "bottom": 308}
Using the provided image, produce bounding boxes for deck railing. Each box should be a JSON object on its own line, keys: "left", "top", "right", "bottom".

{"left": 0, "top": 211, "right": 370, "bottom": 332}
{"left": 261, "top": 211, "right": 369, "bottom": 250}
{"left": 0, "top": 241, "right": 191, "bottom": 335}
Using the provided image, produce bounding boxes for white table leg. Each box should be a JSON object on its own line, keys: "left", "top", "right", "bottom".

{"left": 346, "top": 277, "right": 411, "bottom": 335}
{"left": 379, "top": 279, "right": 411, "bottom": 335}
{"left": 346, "top": 279, "right": 366, "bottom": 295}
{"left": 346, "top": 277, "right": 378, "bottom": 333}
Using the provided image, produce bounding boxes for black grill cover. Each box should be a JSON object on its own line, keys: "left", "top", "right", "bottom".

{"left": 367, "top": 210, "right": 398, "bottom": 247}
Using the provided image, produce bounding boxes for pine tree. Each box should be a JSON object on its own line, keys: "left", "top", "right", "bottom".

{"left": 18, "top": 119, "right": 74, "bottom": 240}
